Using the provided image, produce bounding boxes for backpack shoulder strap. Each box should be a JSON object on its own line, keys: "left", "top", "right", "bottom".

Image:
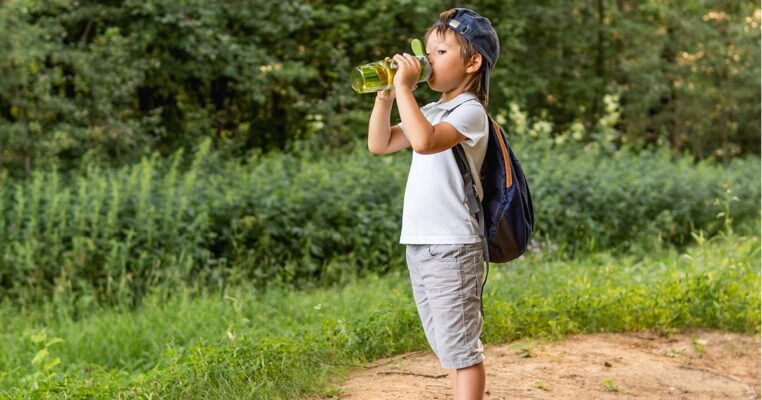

{"left": 442, "top": 96, "right": 482, "bottom": 185}
{"left": 452, "top": 144, "right": 481, "bottom": 215}
{"left": 489, "top": 117, "right": 513, "bottom": 188}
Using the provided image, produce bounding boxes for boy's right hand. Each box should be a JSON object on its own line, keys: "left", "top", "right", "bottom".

{"left": 376, "top": 88, "right": 395, "bottom": 102}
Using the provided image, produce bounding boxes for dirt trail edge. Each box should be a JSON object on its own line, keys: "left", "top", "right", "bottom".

{"left": 319, "top": 329, "right": 760, "bottom": 399}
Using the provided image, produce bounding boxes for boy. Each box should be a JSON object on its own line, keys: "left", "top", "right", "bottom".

{"left": 366, "top": 8, "right": 499, "bottom": 400}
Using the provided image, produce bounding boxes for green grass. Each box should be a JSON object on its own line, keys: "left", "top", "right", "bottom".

{"left": 0, "top": 229, "right": 758, "bottom": 398}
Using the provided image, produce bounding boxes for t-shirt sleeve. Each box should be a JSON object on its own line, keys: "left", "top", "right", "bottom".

{"left": 440, "top": 103, "right": 488, "bottom": 147}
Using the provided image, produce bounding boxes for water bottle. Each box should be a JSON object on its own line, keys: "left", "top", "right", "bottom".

{"left": 350, "top": 56, "right": 432, "bottom": 93}
{"left": 351, "top": 39, "right": 431, "bottom": 93}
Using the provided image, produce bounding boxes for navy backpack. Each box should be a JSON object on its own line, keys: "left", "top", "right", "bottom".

{"left": 450, "top": 108, "right": 535, "bottom": 315}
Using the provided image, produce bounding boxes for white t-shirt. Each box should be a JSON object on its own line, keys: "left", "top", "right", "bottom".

{"left": 397, "top": 92, "right": 488, "bottom": 244}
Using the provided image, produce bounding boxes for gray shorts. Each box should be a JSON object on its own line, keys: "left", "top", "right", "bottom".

{"left": 405, "top": 242, "right": 485, "bottom": 369}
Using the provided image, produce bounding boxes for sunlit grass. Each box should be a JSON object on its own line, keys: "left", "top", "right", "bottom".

{"left": 1, "top": 229, "right": 758, "bottom": 398}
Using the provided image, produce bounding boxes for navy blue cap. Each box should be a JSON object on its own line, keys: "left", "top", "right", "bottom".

{"left": 434, "top": 8, "right": 499, "bottom": 98}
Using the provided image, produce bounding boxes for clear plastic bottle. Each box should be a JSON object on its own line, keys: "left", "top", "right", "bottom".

{"left": 350, "top": 56, "right": 432, "bottom": 93}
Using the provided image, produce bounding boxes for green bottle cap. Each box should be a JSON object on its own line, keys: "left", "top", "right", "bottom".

{"left": 411, "top": 39, "right": 425, "bottom": 57}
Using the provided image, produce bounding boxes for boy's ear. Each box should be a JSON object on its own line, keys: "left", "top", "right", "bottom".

{"left": 465, "top": 53, "right": 483, "bottom": 74}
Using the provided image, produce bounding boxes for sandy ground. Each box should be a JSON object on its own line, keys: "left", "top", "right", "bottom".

{"left": 318, "top": 329, "right": 760, "bottom": 399}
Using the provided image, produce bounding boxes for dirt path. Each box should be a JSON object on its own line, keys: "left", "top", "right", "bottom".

{"left": 321, "top": 329, "right": 759, "bottom": 399}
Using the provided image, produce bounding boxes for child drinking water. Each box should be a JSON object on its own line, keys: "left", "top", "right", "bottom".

{"left": 366, "top": 8, "right": 500, "bottom": 400}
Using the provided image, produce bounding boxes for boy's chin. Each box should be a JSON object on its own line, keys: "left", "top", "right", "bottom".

{"left": 426, "top": 78, "right": 452, "bottom": 93}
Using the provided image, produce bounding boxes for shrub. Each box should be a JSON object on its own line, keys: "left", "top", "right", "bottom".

{"left": 0, "top": 133, "right": 758, "bottom": 307}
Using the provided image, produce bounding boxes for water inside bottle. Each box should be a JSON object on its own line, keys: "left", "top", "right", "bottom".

{"left": 351, "top": 56, "right": 431, "bottom": 94}
{"left": 351, "top": 59, "right": 395, "bottom": 93}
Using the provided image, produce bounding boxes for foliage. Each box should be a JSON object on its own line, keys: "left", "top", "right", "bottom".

{"left": 505, "top": 99, "right": 761, "bottom": 254}
{"left": 0, "top": 0, "right": 758, "bottom": 178}
{"left": 0, "top": 137, "right": 410, "bottom": 308}
{"left": 0, "top": 123, "right": 758, "bottom": 307}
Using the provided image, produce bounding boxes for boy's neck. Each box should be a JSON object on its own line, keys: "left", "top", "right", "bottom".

{"left": 439, "top": 81, "right": 472, "bottom": 103}
{"left": 441, "top": 89, "right": 469, "bottom": 103}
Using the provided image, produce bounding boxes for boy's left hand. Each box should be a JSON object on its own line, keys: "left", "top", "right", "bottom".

{"left": 392, "top": 53, "right": 420, "bottom": 92}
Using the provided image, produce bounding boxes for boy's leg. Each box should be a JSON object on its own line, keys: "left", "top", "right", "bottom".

{"left": 406, "top": 245, "right": 439, "bottom": 356}
{"left": 455, "top": 362, "right": 485, "bottom": 400}
{"left": 423, "top": 244, "right": 485, "bottom": 367}
{"left": 449, "top": 369, "right": 456, "bottom": 394}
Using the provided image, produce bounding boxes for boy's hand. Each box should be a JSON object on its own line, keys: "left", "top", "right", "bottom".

{"left": 376, "top": 87, "right": 395, "bottom": 102}
{"left": 376, "top": 57, "right": 396, "bottom": 102}
{"left": 392, "top": 53, "right": 420, "bottom": 92}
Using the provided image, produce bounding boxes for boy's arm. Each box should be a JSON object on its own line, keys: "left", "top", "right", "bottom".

{"left": 367, "top": 90, "right": 411, "bottom": 155}
{"left": 393, "top": 53, "right": 466, "bottom": 155}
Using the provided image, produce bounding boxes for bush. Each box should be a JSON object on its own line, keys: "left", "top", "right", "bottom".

{"left": 0, "top": 131, "right": 758, "bottom": 307}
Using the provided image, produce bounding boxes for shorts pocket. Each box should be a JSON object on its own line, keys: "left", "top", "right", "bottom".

{"left": 425, "top": 262, "right": 462, "bottom": 294}
{"left": 426, "top": 244, "right": 462, "bottom": 262}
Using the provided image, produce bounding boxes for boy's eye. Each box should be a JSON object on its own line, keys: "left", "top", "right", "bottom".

{"left": 438, "top": 50, "right": 446, "bottom": 54}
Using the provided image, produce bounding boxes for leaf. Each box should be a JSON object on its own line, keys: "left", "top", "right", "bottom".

{"left": 31, "top": 349, "right": 48, "bottom": 365}
{"left": 30, "top": 332, "right": 46, "bottom": 344}
{"left": 46, "top": 338, "right": 64, "bottom": 347}
{"left": 43, "top": 357, "right": 61, "bottom": 371}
